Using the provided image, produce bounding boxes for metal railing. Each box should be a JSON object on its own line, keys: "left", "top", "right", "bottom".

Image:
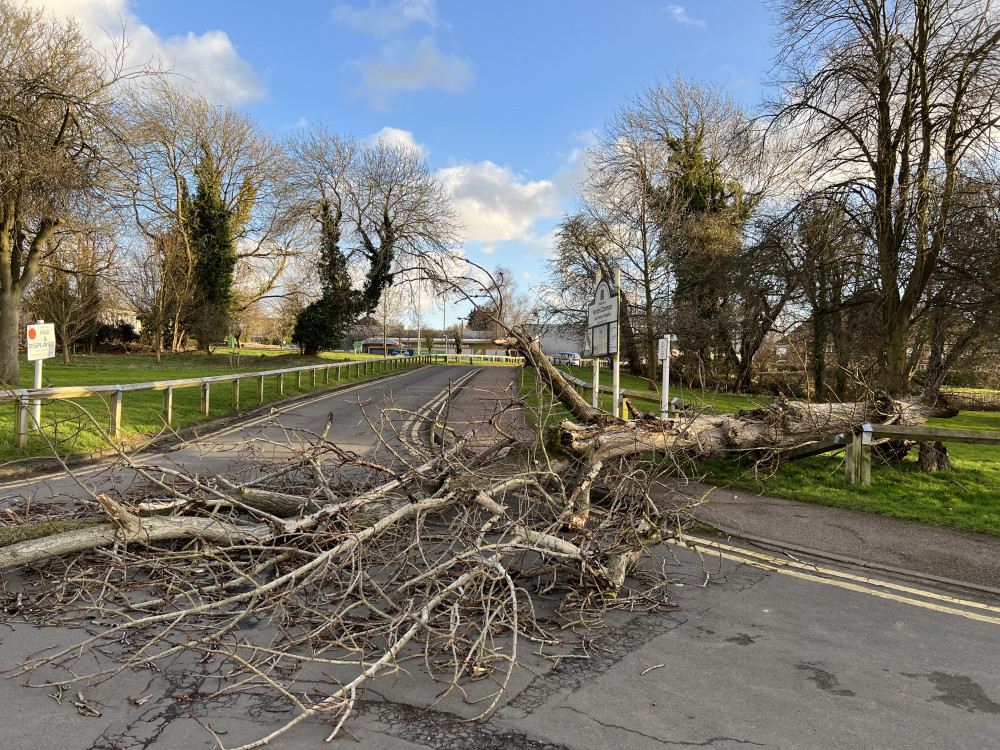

{"left": 2, "top": 355, "right": 432, "bottom": 449}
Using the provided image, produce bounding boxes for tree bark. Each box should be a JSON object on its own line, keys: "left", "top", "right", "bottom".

{"left": 0, "top": 292, "right": 20, "bottom": 384}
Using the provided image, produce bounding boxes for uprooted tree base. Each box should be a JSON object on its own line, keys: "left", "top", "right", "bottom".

{"left": 0, "top": 388, "right": 691, "bottom": 749}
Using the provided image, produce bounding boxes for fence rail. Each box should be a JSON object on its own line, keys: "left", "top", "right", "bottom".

{"left": 3, "top": 355, "right": 432, "bottom": 449}
{"left": 840, "top": 423, "right": 1000, "bottom": 486}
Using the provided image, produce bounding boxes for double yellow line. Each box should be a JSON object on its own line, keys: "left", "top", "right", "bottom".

{"left": 679, "top": 535, "right": 1000, "bottom": 626}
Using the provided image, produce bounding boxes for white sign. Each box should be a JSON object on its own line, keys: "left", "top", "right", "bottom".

{"left": 658, "top": 337, "right": 670, "bottom": 361}
{"left": 587, "top": 280, "right": 619, "bottom": 327}
{"left": 26, "top": 323, "right": 56, "bottom": 361}
{"left": 588, "top": 278, "right": 619, "bottom": 356}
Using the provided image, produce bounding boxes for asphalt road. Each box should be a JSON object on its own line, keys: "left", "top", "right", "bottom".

{"left": 2, "top": 364, "right": 999, "bottom": 749}
{"left": 0, "top": 364, "right": 482, "bottom": 510}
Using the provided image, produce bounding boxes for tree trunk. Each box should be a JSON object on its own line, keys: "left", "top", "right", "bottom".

{"left": 0, "top": 292, "right": 21, "bottom": 385}
{"left": 61, "top": 325, "right": 71, "bottom": 365}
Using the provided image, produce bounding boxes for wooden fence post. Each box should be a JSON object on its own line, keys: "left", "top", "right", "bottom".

{"left": 296, "top": 370, "right": 302, "bottom": 389}
{"left": 258, "top": 376, "right": 265, "bottom": 404}
{"left": 276, "top": 373, "right": 283, "bottom": 395}
{"left": 336, "top": 365, "right": 341, "bottom": 382}
{"left": 201, "top": 380, "right": 211, "bottom": 416}
{"left": 325, "top": 367, "right": 330, "bottom": 385}
{"left": 860, "top": 424, "right": 873, "bottom": 486}
{"left": 311, "top": 368, "right": 317, "bottom": 387}
{"left": 845, "top": 429, "right": 861, "bottom": 485}
{"left": 163, "top": 384, "right": 173, "bottom": 426}
{"left": 232, "top": 378, "right": 240, "bottom": 410}
{"left": 110, "top": 386, "right": 123, "bottom": 440}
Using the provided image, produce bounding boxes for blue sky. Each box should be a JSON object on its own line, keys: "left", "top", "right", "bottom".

{"left": 36, "top": 1, "right": 777, "bottom": 295}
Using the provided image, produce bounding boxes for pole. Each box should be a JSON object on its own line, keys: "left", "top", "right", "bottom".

{"left": 443, "top": 291, "right": 447, "bottom": 356}
{"left": 416, "top": 282, "right": 422, "bottom": 356}
{"left": 612, "top": 270, "right": 621, "bottom": 418}
{"left": 660, "top": 335, "right": 672, "bottom": 420}
{"left": 32, "top": 319, "right": 43, "bottom": 431}
{"left": 592, "top": 271, "right": 601, "bottom": 409}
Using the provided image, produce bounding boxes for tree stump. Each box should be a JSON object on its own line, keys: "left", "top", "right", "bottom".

{"left": 917, "top": 441, "right": 952, "bottom": 473}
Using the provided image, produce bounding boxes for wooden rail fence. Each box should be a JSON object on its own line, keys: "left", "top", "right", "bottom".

{"left": 3, "top": 355, "right": 432, "bottom": 449}
{"left": 840, "top": 423, "right": 1000, "bottom": 486}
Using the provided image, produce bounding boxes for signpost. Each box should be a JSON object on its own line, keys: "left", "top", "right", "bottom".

{"left": 588, "top": 269, "right": 621, "bottom": 417}
{"left": 26, "top": 320, "right": 56, "bottom": 431}
{"left": 659, "top": 335, "right": 672, "bottom": 419}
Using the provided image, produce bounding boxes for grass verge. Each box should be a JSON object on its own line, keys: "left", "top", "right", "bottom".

{"left": 699, "top": 411, "right": 1000, "bottom": 536}
{"left": 520, "top": 365, "right": 1000, "bottom": 536}
{"left": 2, "top": 351, "right": 397, "bottom": 463}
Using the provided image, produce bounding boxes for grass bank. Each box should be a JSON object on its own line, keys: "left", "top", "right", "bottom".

{"left": 699, "top": 410, "right": 1000, "bottom": 536}
{"left": 1, "top": 350, "right": 390, "bottom": 463}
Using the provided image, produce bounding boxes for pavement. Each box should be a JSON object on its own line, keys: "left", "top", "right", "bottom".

{"left": 656, "top": 479, "right": 1000, "bottom": 596}
{"left": 2, "top": 364, "right": 1000, "bottom": 749}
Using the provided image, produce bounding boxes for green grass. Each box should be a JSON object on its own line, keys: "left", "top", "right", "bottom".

{"left": 559, "top": 364, "right": 765, "bottom": 414}
{"left": 698, "top": 410, "right": 1000, "bottom": 536}
{"left": 1, "top": 350, "right": 398, "bottom": 463}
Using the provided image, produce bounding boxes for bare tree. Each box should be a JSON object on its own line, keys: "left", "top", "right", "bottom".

{"left": 0, "top": 2, "right": 140, "bottom": 384}
{"left": 121, "top": 80, "right": 295, "bottom": 351}
{"left": 26, "top": 225, "right": 114, "bottom": 364}
{"left": 770, "top": 0, "right": 1000, "bottom": 394}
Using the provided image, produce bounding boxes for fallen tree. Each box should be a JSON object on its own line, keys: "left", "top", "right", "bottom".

{"left": 501, "top": 324, "right": 932, "bottom": 463}
{"left": 0, "top": 390, "right": 685, "bottom": 748}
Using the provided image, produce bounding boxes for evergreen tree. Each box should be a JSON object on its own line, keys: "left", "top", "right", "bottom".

{"left": 185, "top": 145, "right": 244, "bottom": 351}
{"left": 293, "top": 200, "right": 362, "bottom": 355}
{"left": 190, "top": 147, "right": 237, "bottom": 310}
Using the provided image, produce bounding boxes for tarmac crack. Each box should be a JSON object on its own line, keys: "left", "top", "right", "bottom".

{"left": 553, "top": 704, "right": 767, "bottom": 748}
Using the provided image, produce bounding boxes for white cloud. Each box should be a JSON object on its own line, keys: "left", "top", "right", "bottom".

{"left": 480, "top": 246, "right": 495, "bottom": 256}
{"left": 332, "top": 0, "right": 438, "bottom": 37}
{"left": 523, "top": 272, "right": 531, "bottom": 281}
{"left": 29, "top": 0, "right": 266, "bottom": 104}
{"left": 664, "top": 5, "right": 706, "bottom": 28}
{"left": 346, "top": 37, "right": 474, "bottom": 109}
{"left": 369, "top": 126, "right": 429, "bottom": 158}
{"left": 437, "top": 161, "right": 562, "bottom": 244}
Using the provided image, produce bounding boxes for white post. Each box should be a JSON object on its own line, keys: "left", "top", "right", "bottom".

{"left": 416, "top": 282, "right": 422, "bottom": 356}
{"left": 592, "top": 272, "right": 601, "bottom": 409}
{"left": 32, "top": 319, "right": 43, "bottom": 431}
{"left": 660, "top": 335, "right": 672, "bottom": 420}
{"left": 612, "top": 270, "right": 621, "bottom": 418}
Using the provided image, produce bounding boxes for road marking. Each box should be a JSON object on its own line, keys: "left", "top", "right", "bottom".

{"left": 405, "top": 368, "right": 482, "bottom": 445}
{"left": 0, "top": 367, "right": 431, "bottom": 490}
{"left": 684, "top": 535, "right": 1000, "bottom": 615}
{"left": 681, "top": 534, "right": 1000, "bottom": 626}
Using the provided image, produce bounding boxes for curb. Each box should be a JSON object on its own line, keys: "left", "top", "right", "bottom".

{"left": 696, "top": 520, "right": 1000, "bottom": 600}
{"left": 0, "top": 365, "right": 431, "bottom": 483}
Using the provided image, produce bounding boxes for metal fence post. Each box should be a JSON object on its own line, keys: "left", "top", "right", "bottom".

{"left": 16, "top": 391, "right": 30, "bottom": 448}
{"left": 860, "top": 424, "right": 873, "bottom": 486}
